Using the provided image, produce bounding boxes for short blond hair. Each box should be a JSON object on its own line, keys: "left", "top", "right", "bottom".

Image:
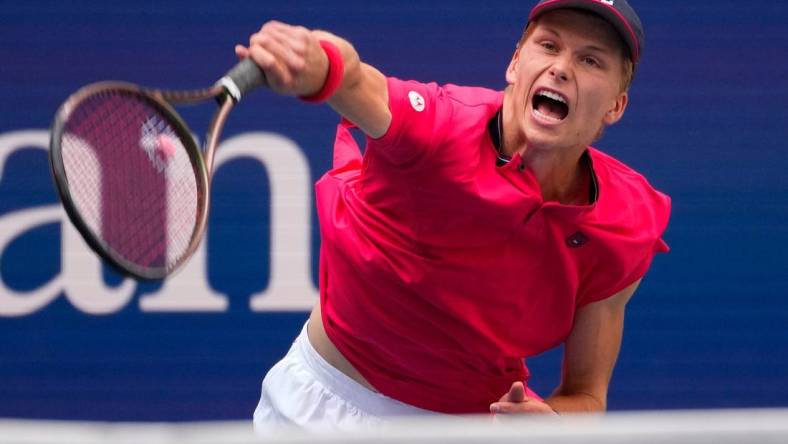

{"left": 517, "top": 13, "right": 635, "bottom": 93}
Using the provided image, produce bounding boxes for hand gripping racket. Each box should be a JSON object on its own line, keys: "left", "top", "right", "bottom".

{"left": 49, "top": 59, "right": 267, "bottom": 280}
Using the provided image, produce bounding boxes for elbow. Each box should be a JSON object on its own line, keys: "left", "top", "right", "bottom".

{"left": 587, "top": 392, "right": 608, "bottom": 412}
{"left": 577, "top": 390, "right": 607, "bottom": 412}
{"left": 553, "top": 387, "right": 608, "bottom": 413}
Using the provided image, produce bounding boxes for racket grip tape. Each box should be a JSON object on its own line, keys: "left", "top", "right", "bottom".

{"left": 219, "top": 58, "right": 268, "bottom": 102}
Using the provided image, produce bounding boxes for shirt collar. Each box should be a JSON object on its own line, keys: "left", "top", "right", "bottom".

{"left": 488, "top": 108, "right": 599, "bottom": 205}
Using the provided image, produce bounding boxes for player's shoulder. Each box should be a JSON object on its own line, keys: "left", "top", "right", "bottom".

{"left": 589, "top": 147, "right": 671, "bottom": 221}
{"left": 386, "top": 77, "right": 502, "bottom": 109}
{"left": 442, "top": 83, "right": 503, "bottom": 108}
{"left": 590, "top": 148, "right": 657, "bottom": 190}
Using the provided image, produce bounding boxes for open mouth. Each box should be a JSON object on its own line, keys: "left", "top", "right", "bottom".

{"left": 532, "top": 89, "right": 569, "bottom": 122}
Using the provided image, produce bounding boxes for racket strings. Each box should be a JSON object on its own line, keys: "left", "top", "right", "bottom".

{"left": 59, "top": 89, "right": 202, "bottom": 273}
{"left": 66, "top": 94, "right": 168, "bottom": 265}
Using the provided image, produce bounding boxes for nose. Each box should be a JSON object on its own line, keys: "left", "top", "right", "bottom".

{"left": 548, "top": 58, "right": 570, "bottom": 82}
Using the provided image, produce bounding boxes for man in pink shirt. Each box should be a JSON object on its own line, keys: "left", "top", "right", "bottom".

{"left": 238, "top": 0, "right": 670, "bottom": 430}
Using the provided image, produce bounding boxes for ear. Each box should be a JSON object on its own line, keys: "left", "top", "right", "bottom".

{"left": 603, "top": 91, "right": 628, "bottom": 125}
{"left": 505, "top": 47, "right": 522, "bottom": 85}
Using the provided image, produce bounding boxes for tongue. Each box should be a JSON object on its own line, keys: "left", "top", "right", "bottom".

{"left": 537, "top": 100, "right": 566, "bottom": 120}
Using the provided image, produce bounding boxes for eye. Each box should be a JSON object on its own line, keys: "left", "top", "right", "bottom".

{"left": 582, "top": 56, "right": 601, "bottom": 67}
{"left": 540, "top": 41, "right": 558, "bottom": 52}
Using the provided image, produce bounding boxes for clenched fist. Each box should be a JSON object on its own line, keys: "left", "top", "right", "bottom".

{"left": 235, "top": 21, "right": 329, "bottom": 97}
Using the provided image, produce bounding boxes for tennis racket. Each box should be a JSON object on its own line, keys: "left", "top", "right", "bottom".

{"left": 49, "top": 58, "right": 267, "bottom": 280}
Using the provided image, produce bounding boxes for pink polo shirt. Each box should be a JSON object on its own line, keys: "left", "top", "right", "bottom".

{"left": 315, "top": 77, "right": 671, "bottom": 414}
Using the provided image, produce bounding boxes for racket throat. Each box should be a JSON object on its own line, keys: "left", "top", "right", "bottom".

{"left": 203, "top": 99, "right": 234, "bottom": 173}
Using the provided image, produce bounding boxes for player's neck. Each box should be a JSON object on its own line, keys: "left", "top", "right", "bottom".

{"left": 498, "top": 106, "right": 590, "bottom": 205}
{"left": 523, "top": 149, "right": 590, "bottom": 205}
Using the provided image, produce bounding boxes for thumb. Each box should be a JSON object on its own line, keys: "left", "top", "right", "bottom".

{"left": 499, "top": 381, "right": 527, "bottom": 403}
{"left": 235, "top": 44, "right": 250, "bottom": 59}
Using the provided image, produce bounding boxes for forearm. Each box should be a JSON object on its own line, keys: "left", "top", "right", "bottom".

{"left": 310, "top": 30, "right": 361, "bottom": 97}
{"left": 545, "top": 281, "right": 641, "bottom": 415}
{"left": 313, "top": 31, "right": 390, "bottom": 138}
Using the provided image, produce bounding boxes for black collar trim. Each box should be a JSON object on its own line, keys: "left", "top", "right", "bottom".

{"left": 487, "top": 108, "right": 599, "bottom": 204}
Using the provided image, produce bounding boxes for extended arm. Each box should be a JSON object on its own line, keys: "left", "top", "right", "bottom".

{"left": 235, "top": 21, "right": 391, "bottom": 138}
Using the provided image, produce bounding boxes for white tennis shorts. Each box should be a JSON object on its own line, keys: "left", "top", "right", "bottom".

{"left": 253, "top": 322, "right": 437, "bottom": 434}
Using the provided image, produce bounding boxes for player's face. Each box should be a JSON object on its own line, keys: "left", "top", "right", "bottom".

{"left": 505, "top": 10, "right": 629, "bottom": 153}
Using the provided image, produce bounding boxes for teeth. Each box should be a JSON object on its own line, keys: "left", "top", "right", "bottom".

{"left": 536, "top": 90, "right": 567, "bottom": 104}
{"left": 533, "top": 108, "right": 564, "bottom": 123}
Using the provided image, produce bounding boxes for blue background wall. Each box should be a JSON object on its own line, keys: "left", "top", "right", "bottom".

{"left": 1, "top": 0, "right": 787, "bottom": 421}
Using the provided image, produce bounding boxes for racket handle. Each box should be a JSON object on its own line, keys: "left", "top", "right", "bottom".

{"left": 218, "top": 58, "right": 268, "bottom": 102}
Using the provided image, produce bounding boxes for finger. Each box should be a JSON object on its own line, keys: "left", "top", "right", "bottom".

{"left": 250, "top": 32, "right": 301, "bottom": 72}
{"left": 498, "top": 381, "right": 527, "bottom": 403}
{"left": 259, "top": 19, "right": 288, "bottom": 33}
{"left": 235, "top": 44, "right": 250, "bottom": 59}
{"left": 490, "top": 400, "right": 553, "bottom": 415}
{"left": 490, "top": 401, "right": 526, "bottom": 414}
{"left": 264, "top": 23, "right": 311, "bottom": 54}
{"left": 250, "top": 32, "right": 294, "bottom": 79}
{"left": 254, "top": 19, "right": 288, "bottom": 38}
{"left": 248, "top": 45, "right": 293, "bottom": 91}
{"left": 259, "top": 26, "right": 310, "bottom": 71}
{"left": 508, "top": 382, "right": 527, "bottom": 402}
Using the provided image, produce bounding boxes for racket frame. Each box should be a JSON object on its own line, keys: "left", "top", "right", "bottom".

{"left": 49, "top": 59, "right": 264, "bottom": 279}
{"left": 49, "top": 81, "right": 220, "bottom": 280}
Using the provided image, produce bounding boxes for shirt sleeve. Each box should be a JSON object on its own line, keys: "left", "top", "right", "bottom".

{"left": 582, "top": 237, "right": 669, "bottom": 308}
{"left": 366, "top": 77, "right": 451, "bottom": 166}
{"left": 576, "top": 182, "right": 672, "bottom": 308}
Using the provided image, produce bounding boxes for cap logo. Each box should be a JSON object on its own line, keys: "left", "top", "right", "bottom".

{"left": 600, "top": 0, "right": 615, "bottom": 5}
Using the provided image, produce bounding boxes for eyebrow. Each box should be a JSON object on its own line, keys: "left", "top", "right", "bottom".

{"left": 583, "top": 44, "right": 614, "bottom": 55}
{"left": 535, "top": 26, "right": 616, "bottom": 55}
{"left": 538, "top": 27, "right": 561, "bottom": 38}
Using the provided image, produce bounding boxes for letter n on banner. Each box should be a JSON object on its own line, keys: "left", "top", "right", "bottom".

{"left": 140, "top": 132, "right": 318, "bottom": 312}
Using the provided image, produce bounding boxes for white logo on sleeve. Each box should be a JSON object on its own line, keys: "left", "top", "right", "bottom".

{"left": 408, "top": 91, "right": 426, "bottom": 112}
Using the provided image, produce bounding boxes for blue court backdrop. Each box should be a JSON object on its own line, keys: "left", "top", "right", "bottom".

{"left": 1, "top": 0, "right": 787, "bottom": 421}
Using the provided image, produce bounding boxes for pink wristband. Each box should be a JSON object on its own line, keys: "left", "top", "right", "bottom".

{"left": 300, "top": 40, "right": 345, "bottom": 103}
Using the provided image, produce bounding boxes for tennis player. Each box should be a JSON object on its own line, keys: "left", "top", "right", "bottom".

{"left": 238, "top": 0, "right": 670, "bottom": 431}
